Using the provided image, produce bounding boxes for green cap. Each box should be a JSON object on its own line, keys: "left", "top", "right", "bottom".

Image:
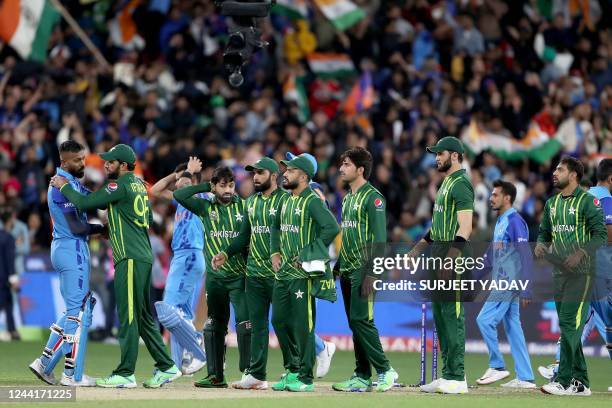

{"left": 426, "top": 136, "right": 465, "bottom": 154}
{"left": 245, "top": 157, "right": 279, "bottom": 173}
{"left": 100, "top": 144, "right": 137, "bottom": 165}
{"left": 280, "top": 155, "right": 316, "bottom": 179}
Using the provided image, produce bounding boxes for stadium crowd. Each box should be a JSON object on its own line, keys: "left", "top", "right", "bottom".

{"left": 1, "top": 0, "right": 611, "bottom": 338}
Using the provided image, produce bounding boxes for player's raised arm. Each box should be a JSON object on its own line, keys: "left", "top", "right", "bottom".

{"left": 151, "top": 172, "right": 180, "bottom": 201}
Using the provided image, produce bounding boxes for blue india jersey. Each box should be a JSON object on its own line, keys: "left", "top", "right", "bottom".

{"left": 48, "top": 168, "right": 90, "bottom": 241}
{"left": 171, "top": 193, "right": 208, "bottom": 251}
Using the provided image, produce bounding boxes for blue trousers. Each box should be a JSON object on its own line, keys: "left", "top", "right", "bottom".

{"left": 42, "top": 239, "right": 90, "bottom": 371}
{"left": 477, "top": 299, "right": 534, "bottom": 381}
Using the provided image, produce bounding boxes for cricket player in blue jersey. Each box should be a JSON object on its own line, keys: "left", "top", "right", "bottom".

{"left": 151, "top": 163, "right": 208, "bottom": 375}
{"left": 476, "top": 180, "right": 535, "bottom": 388}
{"left": 285, "top": 153, "right": 336, "bottom": 378}
{"left": 29, "top": 141, "right": 103, "bottom": 387}
{"left": 538, "top": 159, "right": 612, "bottom": 391}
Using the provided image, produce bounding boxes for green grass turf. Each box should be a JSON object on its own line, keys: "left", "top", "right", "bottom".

{"left": 0, "top": 341, "right": 609, "bottom": 407}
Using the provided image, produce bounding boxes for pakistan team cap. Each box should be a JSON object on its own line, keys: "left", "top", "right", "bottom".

{"left": 100, "top": 144, "right": 137, "bottom": 165}
{"left": 426, "top": 136, "right": 465, "bottom": 154}
{"left": 280, "top": 155, "right": 316, "bottom": 179}
{"left": 245, "top": 157, "right": 279, "bottom": 173}
{"left": 286, "top": 152, "right": 318, "bottom": 173}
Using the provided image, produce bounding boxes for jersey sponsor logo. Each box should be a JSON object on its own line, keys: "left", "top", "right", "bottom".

{"left": 210, "top": 230, "right": 240, "bottom": 239}
{"left": 210, "top": 211, "right": 218, "bottom": 221}
{"left": 593, "top": 198, "right": 600, "bottom": 207}
{"left": 552, "top": 224, "right": 576, "bottom": 233}
{"left": 105, "top": 182, "right": 118, "bottom": 193}
{"left": 281, "top": 224, "right": 300, "bottom": 233}
{"left": 341, "top": 220, "right": 358, "bottom": 229}
{"left": 63, "top": 202, "right": 74, "bottom": 208}
{"left": 374, "top": 197, "right": 384, "bottom": 209}
{"left": 253, "top": 225, "right": 271, "bottom": 234}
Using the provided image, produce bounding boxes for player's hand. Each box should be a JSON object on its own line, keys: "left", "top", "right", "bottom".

{"left": 187, "top": 156, "right": 203, "bottom": 175}
{"left": 564, "top": 250, "right": 585, "bottom": 269}
{"left": 361, "top": 275, "right": 376, "bottom": 297}
{"left": 212, "top": 252, "right": 227, "bottom": 270}
{"left": 534, "top": 243, "right": 548, "bottom": 259}
{"left": 50, "top": 175, "right": 69, "bottom": 189}
{"left": 271, "top": 253, "right": 282, "bottom": 272}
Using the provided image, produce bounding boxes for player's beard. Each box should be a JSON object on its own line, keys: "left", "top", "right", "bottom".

{"left": 216, "top": 192, "right": 233, "bottom": 204}
{"left": 71, "top": 167, "right": 85, "bottom": 179}
{"left": 283, "top": 177, "right": 298, "bottom": 190}
{"left": 107, "top": 168, "right": 120, "bottom": 180}
{"left": 437, "top": 157, "right": 452, "bottom": 173}
{"left": 254, "top": 176, "right": 272, "bottom": 192}
{"left": 553, "top": 177, "right": 568, "bottom": 189}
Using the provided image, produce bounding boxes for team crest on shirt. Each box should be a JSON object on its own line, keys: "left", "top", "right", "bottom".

{"left": 210, "top": 210, "right": 218, "bottom": 221}
{"left": 374, "top": 197, "right": 384, "bottom": 209}
{"left": 105, "top": 182, "right": 118, "bottom": 193}
{"left": 594, "top": 198, "right": 600, "bottom": 207}
{"left": 248, "top": 206, "right": 255, "bottom": 217}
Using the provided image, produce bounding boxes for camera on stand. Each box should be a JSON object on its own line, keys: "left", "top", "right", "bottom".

{"left": 216, "top": 1, "right": 275, "bottom": 87}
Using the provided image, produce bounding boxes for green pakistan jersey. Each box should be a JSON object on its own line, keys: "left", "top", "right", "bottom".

{"left": 537, "top": 186, "right": 607, "bottom": 274}
{"left": 270, "top": 187, "right": 340, "bottom": 280}
{"left": 339, "top": 182, "right": 387, "bottom": 274}
{"left": 174, "top": 183, "right": 247, "bottom": 278}
{"left": 431, "top": 169, "right": 474, "bottom": 241}
{"left": 60, "top": 172, "right": 153, "bottom": 265}
{"left": 224, "top": 188, "right": 288, "bottom": 278}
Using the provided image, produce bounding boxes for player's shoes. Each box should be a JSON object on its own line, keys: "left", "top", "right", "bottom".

{"left": 96, "top": 374, "right": 137, "bottom": 388}
{"left": 541, "top": 381, "right": 570, "bottom": 395}
{"left": 231, "top": 373, "right": 268, "bottom": 390}
{"left": 476, "top": 368, "right": 510, "bottom": 385}
{"left": 182, "top": 358, "right": 206, "bottom": 376}
{"left": 29, "top": 358, "right": 57, "bottom": 385}
{"left": 568, "top": 379, "right": 591, "bottom": 396}
{"left": 375, "top": 367, "right": 398, "bottom": 392}
{"left": 537, "top": 363, "right": 558, "bottom": 380}
{"left": 500, "top": 378, "right": 537, "bottom": 389}
{"left": 608, "top": 386, "right": 612, "bottom": 392}
{"left": 60, "top": 373, "right": 97, "bottom": 387}
{"left": 271, "top": 370, "right": 298, "bottom": 391}
{"left": 435, "top": 379, "right": 468, "bottom": 394}
{"left": 332, "top": 375, "right": 372, "bottom": 392}
{"left": 420, "top": 378, "right": 443, "bottom": 393}
{"left": 143, "top": 365, "right": 182, "bottom": 388}
{"left": 315, "top": 341, "right": 336, "bottom": 378}
{"left": 286, "top": 379, "right": 314, "bottom": 392}
{"left": 194, "top": 374, "right": 228, "bottom": 388}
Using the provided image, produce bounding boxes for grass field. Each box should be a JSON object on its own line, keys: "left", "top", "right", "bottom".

{"left": 0, "top": 341, "right": 609, "bottom": 407}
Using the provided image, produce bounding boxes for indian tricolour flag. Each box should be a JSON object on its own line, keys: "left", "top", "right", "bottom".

{"left": 283, "top": 73, "right": 310, "bottom": 123}
{"left": 313, "top": 0, "right": 365, "bottom": 31}
{"left": 307, "top": 53, "right": 356, "bottom": 79}
{"left": 0, "top": 0, "right": 59, "bottom": 62}
{"left": 461, "top": 120, "right": 563, "bottom": 164}
{"left": 273, "top": 0, "right": 309, "bottom": 19}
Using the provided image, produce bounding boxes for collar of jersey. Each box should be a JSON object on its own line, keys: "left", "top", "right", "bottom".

{"left": 498, "top": 207, "right": 516, "bottom": 222}
{"left": 258, "top": 188, "right": 281, "bottom": 200}
{"left": 561, "top": 186, "right": 583, "bottom": 198}
{"left": 350, "top": 181, "right": 370, "bottom": 195}
{"left": 290, "top": 186, "right": 313, "bottom": 199}
{"left": 588, "top": 186, "right": 611, "bottom": 198}
{"left": 56, "top": 167, "right": 78, "bottom": 183}
{"left": 447, "top": 168, "right": 466, "bottom": 178}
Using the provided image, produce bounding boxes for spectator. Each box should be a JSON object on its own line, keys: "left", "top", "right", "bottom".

{"left": 0, "top": 210, "right": 18, "bottom": 341}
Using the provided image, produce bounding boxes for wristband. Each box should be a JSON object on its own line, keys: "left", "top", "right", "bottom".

{"left": 181, "top": 171, "right": 193, "bottom": 179}
{"left": 452, "top": 235, "right": 467, "bottom": 250}
{"left": 423, "top": 230, "right": 433, "bottom": 243}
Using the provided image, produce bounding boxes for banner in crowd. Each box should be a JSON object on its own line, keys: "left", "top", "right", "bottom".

{"left": 307, "top": 52, "right": 357, "bottom": 78}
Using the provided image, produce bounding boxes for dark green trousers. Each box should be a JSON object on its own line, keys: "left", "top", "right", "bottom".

{"left": 205, "top": 274, "right": 249, "bottom": 376}
{"left": 113, "top": 259, "right": 174, "bottom": 377}
{"left": 433, "top": 300, "right": 465, "bottom": 381}
{"left": 555, "top": 274, "right": 591, "bottom": 387}
{"left": 245, "top": 276, "right": 274, "bottom": 381}
{"left": 341, "top": 274, "right": 390, "bottom": 379}
{"left": 271, "top": 278, "right": 316, "bottom": 384}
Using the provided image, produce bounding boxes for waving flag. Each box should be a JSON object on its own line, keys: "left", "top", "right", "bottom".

{"left": 109, "top": 0, "right": 145, "bottom": 50}
{"left": 344, "top": 71, "right": 374, "bottom": 116}
{"left": 283, "top": 73, "right": 310, "bottom": 123}
{"left": 313, "top": 0, "right": 365, "bottom": 31}
{"left": 273, "top": 0, "right": 309, "bottom": 19}
{"left": 0, "top": 0, "right": 59, "bottom": 62}
{"left": 307, "top": 52, "right": 356, "bottom": 79}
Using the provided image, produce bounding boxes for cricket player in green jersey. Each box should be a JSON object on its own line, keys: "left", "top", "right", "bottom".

{"left": 536, "top": 156, "right": 607, "bottom": 396}
{"left": 173, "top": 159, "right": 250, "bottom": 388}
{"left": 332, "top": 147, "right": 398, "bottom": 393}
{"left": 50, "top": 144, "right": 180, "bottom": 389}
{"left": 408, "top": 136, "right": 474, "bottom": 394}
{"left": 269, "top": 155, "right": 340, "bottom": 392}
{"left": 212, "top": 157, "right": 282, "bottom": 390}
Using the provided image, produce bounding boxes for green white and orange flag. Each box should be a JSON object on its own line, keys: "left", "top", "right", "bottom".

{"left": 273, "top": 0, "right": 309, "bottom": 19}
{"left": 0, "top": 0, "right": 60, "bottom": 62}
{"left": 307, "top": 52, "right": 356, "bottom": 79}
{"left": 283, "top": 73, "right": 310, "bottom": 123}
{"left": 313, "top": 0, "right": 365, "bottom": 31}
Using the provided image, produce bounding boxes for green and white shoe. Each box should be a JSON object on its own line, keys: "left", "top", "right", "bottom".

{"left": 286, "top": 379, "right": 314, "bottom": 392}
{"left": 375, "top": 368, "right": 398, "bottom": 392}
{"left": 143, "top": 365, "right": 182, "bottom": 388}
{"left": 96, "top": 374, "right": 137, "bottom": 388}
{"left": 332, "top": 375, "right": 372, "bottom": 392}
{"left": 271, "top": 370, "right": 298, "bottom": 391}
{"left": 194, "top": 374, "right": 228, "bottom": 388}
